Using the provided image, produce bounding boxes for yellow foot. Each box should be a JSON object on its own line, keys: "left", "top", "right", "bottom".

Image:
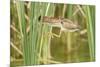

{"left": 47, "top": 32, "right": 61, "bottom": 38}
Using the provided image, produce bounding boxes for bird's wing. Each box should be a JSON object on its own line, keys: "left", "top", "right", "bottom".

{"left": 62, "top": 19, "right": 74, "bottom": 24}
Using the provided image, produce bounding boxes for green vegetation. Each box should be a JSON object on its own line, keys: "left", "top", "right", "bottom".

{"left": 10, "top": 0, "right": 95, "bottom": 66}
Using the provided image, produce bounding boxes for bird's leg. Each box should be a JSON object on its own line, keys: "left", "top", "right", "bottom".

{"left": 47, "top": 30, "right": 62, "bottom": 38}
{"left": 52, "top": 30, "right": 62, "bottom": 38}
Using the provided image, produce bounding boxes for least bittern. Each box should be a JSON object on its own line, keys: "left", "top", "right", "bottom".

{"left": 38, "top": 16, "right": 80, "bottom": 37}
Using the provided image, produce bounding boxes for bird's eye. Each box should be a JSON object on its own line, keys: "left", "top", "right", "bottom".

{"left": 38, "top": 16, "right": 41, "bottom": 21}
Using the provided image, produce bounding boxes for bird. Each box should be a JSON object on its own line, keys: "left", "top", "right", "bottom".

{"left": 38, "top": 16, "right": 80, "bottom": 37}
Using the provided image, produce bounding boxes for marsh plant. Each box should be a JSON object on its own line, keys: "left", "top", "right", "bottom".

{"left": 10, "top": 0, "right": 95, "bottom": 66}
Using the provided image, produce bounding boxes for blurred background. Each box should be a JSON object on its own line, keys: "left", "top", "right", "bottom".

{"left": 10, "top": 0, "right": 95, "bottom": 66}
